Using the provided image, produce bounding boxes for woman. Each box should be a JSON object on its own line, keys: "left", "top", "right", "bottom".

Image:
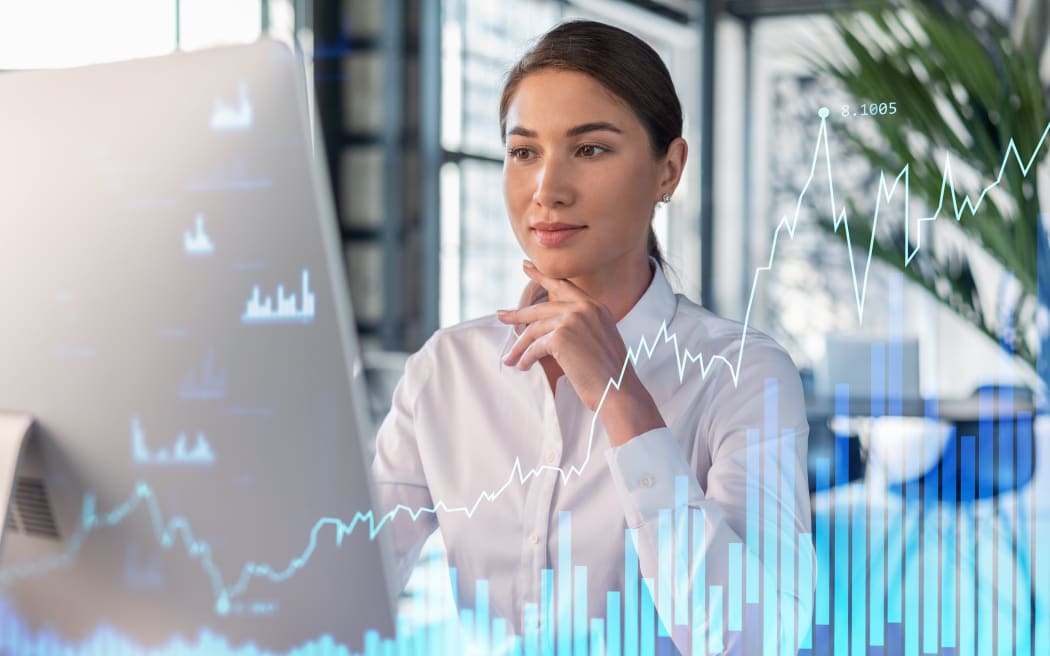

{"left": 372, "top": 20, "right": 813, "bottom": 654}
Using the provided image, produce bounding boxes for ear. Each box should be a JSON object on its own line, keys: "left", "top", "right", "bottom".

{"left": 656, "top": 137, "right": 688, "bottom": 199}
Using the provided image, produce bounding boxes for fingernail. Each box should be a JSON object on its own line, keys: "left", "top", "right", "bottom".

{"left": 523, "top": 260, "right": 535, "bottom": 268}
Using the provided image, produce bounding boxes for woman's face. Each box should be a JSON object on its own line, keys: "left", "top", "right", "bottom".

{"left": 502, "top": 69, "right": 672, "bottom": 281}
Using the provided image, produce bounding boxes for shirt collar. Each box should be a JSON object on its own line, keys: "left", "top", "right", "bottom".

{"left": 497, "top": 257, "right": 678, "bottom": 369}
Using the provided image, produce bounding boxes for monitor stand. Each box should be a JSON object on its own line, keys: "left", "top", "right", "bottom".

{"left": 0, "top": 412, "right": 34, "bottom": 550}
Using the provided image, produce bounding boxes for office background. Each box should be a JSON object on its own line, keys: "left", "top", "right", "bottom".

{"left": 2, "top": 0, "right": 1050, "bottom": 652}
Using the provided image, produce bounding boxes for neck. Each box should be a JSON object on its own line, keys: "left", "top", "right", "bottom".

{"left": 550, "top": 251, "right": 654, "bottom": 322}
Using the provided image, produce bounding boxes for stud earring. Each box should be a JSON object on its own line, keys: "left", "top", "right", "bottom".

{"left": 661, "top": 193, "right": 671, "bottom": 203}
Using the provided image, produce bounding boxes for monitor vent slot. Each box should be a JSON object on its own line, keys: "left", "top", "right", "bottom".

{"left": 13, "top": 477, "right": 59, "bottom": 540}
{"left": 4, "top": 506, "right": 19, "bottom": 533}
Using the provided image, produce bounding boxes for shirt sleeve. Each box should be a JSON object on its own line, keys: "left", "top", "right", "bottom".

{"left": 371, "top": 341, "right": 440, "bottom": 592}
{"left": 604, "top": 342, "right": 816, "bottom": 655}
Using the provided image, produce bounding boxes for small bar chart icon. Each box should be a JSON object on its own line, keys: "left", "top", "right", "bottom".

{"left": 179, "top": 348, "right": 226, "bottom": 400}
{"left": 183, "top": 214, "right": 215, "bottom": 256}
{"left": 131, "top": 417, "right": 216, "bottom": 466}
{"left": 241, "top": 268, "right": 316, "bottom": 324}
{"left": 209, "top": 81, "right": 253, "bottom": 132}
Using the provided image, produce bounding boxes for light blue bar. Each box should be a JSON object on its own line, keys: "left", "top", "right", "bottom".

{"left": 640, "top": 579, "right": 655, "bottom": 656}
{"left": 395, "top": 614, "right": 408, "bottom": 656}
{"left": 728, "top": 542, "right": 742, "bottom": 632}
{"left": 851, "top": 441, "right": 867, "bottom": 656}
{"left": 815, "top": 457, "right": 830, "bottom": 626}
{"left": 709, "top": 585, "right": 724, "bottom": 654}
{"left": 798, "top": 533, "right": 813, "bottom": 650}
{"left": 383, "top": 637, "right": 397, "bottom": 656}
{"left": 869, "top": 342, "right": 886, "bottom": 647}
{"left": 941, "top": 426, "right": 957, "bottom": 649}
{"left": 460, "top": 609, "right": 474, "bottom": 652}
{"left": 412, "top": 573, "right": 426, "bottom": 656}
{"left": 780, "top": 428, "right": 796, "bottom": 656}
{"left": 525, "top": 604, "right": 539, "bottom": 656}
{"left": 493, "top": 618, "right": 507, "bottom": 656}
{"left": 674, "top": 475, "right": 689, "bottom": 627}
{"left": 692, "top": 509, "right": 707, "bottom": 656}
{"left": 997, "top": 389, "right": 1014, "bottom": 656}
{"left": 977, "top": 391, "right": 993, "bottom": 656}
{"left": 922, "top": 400, "right": 940, "bottom": 654}
{"left": 904, "top": 456, "right": 919, "bottom": 655}
{"left": 625, "top": 529, "right": 639, "bottom": 656}
{"left": 746, "top": 428, "right": 760, "bottom": 604}
{"left": 833, "top": 385, "right": 849, "bottom": 656}
{"left": 590, "top": 619, "right": 605, "bottom": 656}
{"left": 542, "top": 569, "right": 555, "bottom": 656}
{"left": 365, "top": 630, "right": 381, "bottom": 656}
{"left": 1016, "top": 412, "right": 1033, "bottom": 656}
{"left": 574, "top": 566, "right": 588, "bottom": 656}
{"left": 763, "top": 379, "right": 780, "bottom": 656}
{"left": 657, "top": 508, "right": 672, "bottom": 637}
{"left": 477, "top": 579, "right": 490, "bottom": 655}
{"left": 607, "top": 591, "right": 622, "bottom": 656}
{"left": 960, "top": 435, "right": 976, "bottom": 656}
{"left": 559, "top": 512, "right": 573, "bottom": 656}
{"left": 888, "top": 321, "right": 903, "bottom": 626}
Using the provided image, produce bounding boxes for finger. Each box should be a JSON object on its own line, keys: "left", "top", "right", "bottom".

{"left": 522, "top": 260, "right": 593, "bottom": 302}
{"left": 497, "top": 301, "right": 573, "bottom": 325}
{"left": 503, "top": 316, "right": 560, "bottom": 366}
{"left": 516, "top": 331, "right": 554, "bottom": 371}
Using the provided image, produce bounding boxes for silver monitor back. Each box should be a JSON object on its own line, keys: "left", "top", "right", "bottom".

{"left": 0, "top": 39, "right": 396, "bottom": 653}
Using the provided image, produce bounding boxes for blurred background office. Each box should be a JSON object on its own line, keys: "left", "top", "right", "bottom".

{"left": 3, "top": 0, "right": 1050, "bottom": 651}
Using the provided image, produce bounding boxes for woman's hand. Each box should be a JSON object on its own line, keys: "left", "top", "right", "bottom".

{"left": 496, "top": 260, "right": 665, "bottom": 446}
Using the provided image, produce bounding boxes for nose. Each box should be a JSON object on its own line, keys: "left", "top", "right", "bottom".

{"left": 532, "top": 154, "right": 574, "bottom": 209}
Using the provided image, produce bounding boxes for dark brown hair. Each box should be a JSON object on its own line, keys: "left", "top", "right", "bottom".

{"left": 499, "top": 20, "right": 683, "bottom": 271}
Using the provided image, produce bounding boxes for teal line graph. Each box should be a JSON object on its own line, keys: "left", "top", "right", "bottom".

{"left": 1, "top": 108, "right": 1047, "bottom": 615}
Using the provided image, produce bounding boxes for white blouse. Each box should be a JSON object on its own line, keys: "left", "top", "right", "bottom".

{"left": 372, "top": 263, "right": 814, "bottom": 654}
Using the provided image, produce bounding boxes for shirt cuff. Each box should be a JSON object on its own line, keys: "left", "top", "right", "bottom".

{"left": 604, "top": 427, "right": 705, "bottom": 528}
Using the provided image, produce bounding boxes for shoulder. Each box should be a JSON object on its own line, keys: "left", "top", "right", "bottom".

{"left": 671, "top": 294, "right": 798, "bottom": 373}
{"left": 404, "top": 313, "right": 511, "bottom": 378}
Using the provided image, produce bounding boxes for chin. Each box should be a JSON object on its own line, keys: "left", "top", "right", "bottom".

{"left": 528, "top": 253, "right": 586, "bottom": 280}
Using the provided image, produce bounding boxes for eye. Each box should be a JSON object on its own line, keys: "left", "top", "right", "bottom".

{"left": 576, "top": 144, "right": 608, "bottom": 158}
{"left": 507, "top": 147, "right": 535, "bottom": 161}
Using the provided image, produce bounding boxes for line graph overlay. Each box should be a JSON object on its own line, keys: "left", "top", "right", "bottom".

{"left": 1, "top": 109, "right": 1045, "bottom": 614}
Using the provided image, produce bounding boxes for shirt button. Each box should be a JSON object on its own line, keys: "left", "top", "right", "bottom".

{"left": 529, "top": 532, "right": 540, "bottom": 545}
{"left": 639, "top": 474, "right": 654, "bottom": 488}
{"left": 545, "top": 450, "right": 557, "bottom": 464}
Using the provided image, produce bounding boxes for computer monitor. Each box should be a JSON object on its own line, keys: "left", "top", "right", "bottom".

{"left": 0, "top": 39, "right": 396, "bottom": 653}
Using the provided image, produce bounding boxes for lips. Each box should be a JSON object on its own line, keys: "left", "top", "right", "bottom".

{"left": 531, "top": 222, "right": 586, "bottom": 247}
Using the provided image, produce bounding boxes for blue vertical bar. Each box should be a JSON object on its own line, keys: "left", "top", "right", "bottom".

{"left": 574, "top": 566, "right": 588, "bottom": 656}
{"left": 1017, "top": 413, "right": 1035, "bottom": 656}
{"left": 780, "top": 428, "right": 797, "bottom": 656}
{"left": 658, "top": 508, "right": 672, "bottom": 638}
{"left": 460, "top": 609, "right": 474, "bottom": 653}
{"left": 413, "top": 570, "right": 426, "bottom": 656}
{"left": 904, "top": 437, "right": 920, "bottom": 655}
{"left": 477, "top": 579, "right": 490, "bottom": 656}
{"left": 763, "top": 379, "right": 779, "bottom": 656}
{"left": 798, "top": 533, "right": 814, "bottom": 650}
{"left": 365, "top": 630, "right": 381, "bottom": 656}
{"left": 709, "top": 585, "right": 724, "bottom": 654}
{"left": 607, "top": 591, "right": 622, "bottom": 656}
{"left": 525, "top": 603, "right": 539, "bottom": 656}
{"left": 923, "top": 400, "right": 940, "bottom": 654}
{"left": 692, "top": 509, "right": 707, "bottom": 656}
{"left": 493, "top": 618, "right": 507, "bottom": 656}
{"left": 977, "top": 391, "right": 994, "bottom": 656}
{"left": 747, "top": 428, "right": 761, "bottom": 604}
{"left": 590, "top": 619, "right": 605, "bottom": 656}
{"left": 625, "top": 529, "right": 639, "bottom": 656}
{"left": 542, "top": 569, "right": 555, "bottom": 656}
{"left": 997, "top": 388, "right": 1015, "bottom": 656}
{"left": 641, "top": 579, "right": 656, "bottom": 656}
{"left": 558, "top": 512, "right": 573, "bottom": 656}
{"left": 870, "top": 342, "right": 886, "bottom": 647}
{"left": 833, "top": 384, "right": 850, "bottom": 656}
{"left": 888, "top": 301, "right": 904, "bottom": 627}
{"left": 815, "top": 456, "right": 830, "bottom": 626}
{"left": 728, "top": 542, "right": 743, "bottom": 631}
{"left": 674, "top": 475, "right": 689, "bottom": 628}
{"left": 960, "top": 435, "right": 976, "bottom": 656}
{"left": 941, "top": 426, "right": 957, "bottom": 649}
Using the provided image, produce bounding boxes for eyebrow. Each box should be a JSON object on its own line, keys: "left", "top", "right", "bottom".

{"left": 507, "top": 121, "right": 623, "bottom": 139}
